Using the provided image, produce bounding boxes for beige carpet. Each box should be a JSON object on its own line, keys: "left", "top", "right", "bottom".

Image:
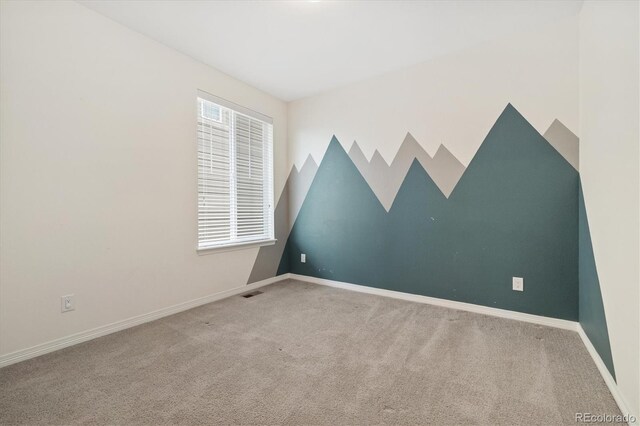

{"left": 0, "top": 279, "right": 620, "bottom": 425}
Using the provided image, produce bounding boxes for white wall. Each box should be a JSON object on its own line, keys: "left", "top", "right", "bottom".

{"left": 579, "top": 0, "right": 640, "bottom": 417}
{"left": 0, "top": 0, "right": 287, "bottom": 356}
{"left": 288, "top": 17, "right": 578, "bottom": 170}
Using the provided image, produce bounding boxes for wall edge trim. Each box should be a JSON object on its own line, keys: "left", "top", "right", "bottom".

{"left": 0, "top": 274, "right": 292, "bottom": 369}
{"left": 289, "top": 273, "right": 577, "bottom": 330}
{"left": 577, "top": 325, "right": 638, "bottom": 425}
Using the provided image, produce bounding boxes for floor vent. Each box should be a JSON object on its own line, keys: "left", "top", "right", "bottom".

{"left": 241, "top": 291, "right": 263, "bottom": 299}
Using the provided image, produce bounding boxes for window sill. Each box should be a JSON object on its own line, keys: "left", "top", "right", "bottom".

{"left": 197, "top": 239, "right": 277, "bottom": 255}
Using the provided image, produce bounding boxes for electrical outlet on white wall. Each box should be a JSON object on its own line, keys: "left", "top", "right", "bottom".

{"left": 301, "top": 253, "right": 306, "bottom": 263}
{"left": 512, "top": 277, "right": 524, "bottom": 292}
{"left": 61, "top": 294, "right": 75, "bottom": 313}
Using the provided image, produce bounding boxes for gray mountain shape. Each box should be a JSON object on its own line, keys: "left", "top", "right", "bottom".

{"left": 247, "top": 155, "right": 318, "bottom": 283}
{"left": 287, "top": 155, "right": 319, "bottom": 231}
{"left": 349, "top": 133, "right": 466, "bottom": 211}
{"left": 543, "top": 119, "right": 579, "bottom": 171}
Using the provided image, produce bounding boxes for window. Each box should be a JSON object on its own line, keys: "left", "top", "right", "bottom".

{"left": 197, "top": 92, "right": 274, "bottom": 251}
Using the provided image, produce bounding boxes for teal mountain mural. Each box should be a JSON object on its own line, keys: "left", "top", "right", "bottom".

{"left": 578, "top": 182, "right": 616, "bottom": 379}
{"left": 251, "top": 113, "right": 578, "bottom": 284}
{"left": 278, "top": 104, "right": 579, "bottom": 320}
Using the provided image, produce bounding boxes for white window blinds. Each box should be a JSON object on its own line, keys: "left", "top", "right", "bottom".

{"left": 197, "top": 94, "right": 274, "bottom": 250}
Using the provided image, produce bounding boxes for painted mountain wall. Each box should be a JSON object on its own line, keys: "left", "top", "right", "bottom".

{"left": 279, "top": 104, "right": 580, "bottom": 320}
{"left": 348, "top": 134, "right": 465, "bottom": 209}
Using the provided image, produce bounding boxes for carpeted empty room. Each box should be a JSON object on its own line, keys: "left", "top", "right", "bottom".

{"left": 1, "top": 1, "right": 638, "bottom": 425}
{"left": 0, "top": 280, "right": 622, "bottom": 425}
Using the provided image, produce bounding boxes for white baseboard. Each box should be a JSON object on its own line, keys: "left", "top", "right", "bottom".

{"left": 0, "top": 274, "right": 290, "bottom": 369}
{"left": 289, "top": 273, "right": 577, "bottom": 331}
{"left": 577, "top": 325, "right": 638, "bottom": 426}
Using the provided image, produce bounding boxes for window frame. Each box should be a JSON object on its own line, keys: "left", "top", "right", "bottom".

{"left": 196, "top": 90, "right": 276, "bottom": 254}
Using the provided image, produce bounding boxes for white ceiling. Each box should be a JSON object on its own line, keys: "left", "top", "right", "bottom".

{"left": 78, "top": 0, "right": 583, "bottom": 101}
